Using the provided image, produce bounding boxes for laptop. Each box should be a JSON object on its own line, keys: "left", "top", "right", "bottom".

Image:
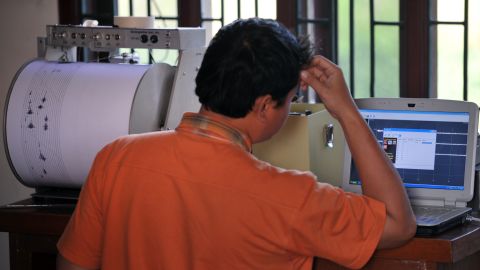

{"left": 341, "top": 98, "right": 479, "bottom": 236}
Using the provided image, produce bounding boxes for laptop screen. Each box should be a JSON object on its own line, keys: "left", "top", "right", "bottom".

{"left": 349, "top": 109, "right": 470, "bottom": 191}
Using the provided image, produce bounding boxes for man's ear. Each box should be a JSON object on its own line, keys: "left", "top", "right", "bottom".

{"left": 252, "top": 95, "right": 274, "bottom": 122}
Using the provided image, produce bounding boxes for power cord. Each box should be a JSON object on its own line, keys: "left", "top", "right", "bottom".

{"left": 466, "top": 215, "right": 480, "bottom": 224}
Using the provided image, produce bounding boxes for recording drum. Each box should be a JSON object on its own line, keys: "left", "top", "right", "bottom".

{"left": 4, "top": 60, "right": 175, "bottom": 188}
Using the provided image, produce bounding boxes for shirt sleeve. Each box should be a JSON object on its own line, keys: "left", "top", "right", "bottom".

{"left": 287, "top": 181, "right": 386, "bottom": 269}
{"left": 57, "top": 145, "right": 112, "bottom": 269}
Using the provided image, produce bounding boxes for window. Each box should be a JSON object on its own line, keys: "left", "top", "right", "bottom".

{"left": 294, "top": 0, "right": 480, "bottom": 108}
{"left": 60, "top": 0, "right": 480, "bottom": 107}
{"left": 115, "top": 0, "right": 277, "bottom": 63}
{"left": 200, "top": 0, "right": 276, "bottom": 40}
{"left": 116, "top": 0, "right": 180, "bottom": 65}
{"left": 117, "top": 0, "right": 179, "bottom": 27}
{"left": 433, "top": 0, "right": 480, "bottom": 106}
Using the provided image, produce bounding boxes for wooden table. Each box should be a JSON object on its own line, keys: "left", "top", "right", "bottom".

{"left": 313, "top": 218, "right": 480, "bottom": 269}
{"left": 1, "top": 199, "right": 480, "bottom": 270}
{"left": 0, "top": 198, "right": 74, "bottom": 270}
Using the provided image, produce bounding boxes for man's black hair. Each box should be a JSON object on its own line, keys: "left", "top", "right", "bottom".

{"left": 195, "top": 18, "right": 313, "bottom": 118}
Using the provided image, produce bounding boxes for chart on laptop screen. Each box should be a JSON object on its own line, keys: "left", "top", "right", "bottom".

{"left": 349, "top": 109, "right": 469, "bottom": 190}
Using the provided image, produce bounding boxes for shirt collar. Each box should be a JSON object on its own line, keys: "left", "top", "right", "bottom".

{"left": 176, "top": 112, "right": 252, "bottom": 153}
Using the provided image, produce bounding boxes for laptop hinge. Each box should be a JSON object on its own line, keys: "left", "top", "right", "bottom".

{"left": 456, "top": 201, "right": 467, "bottom": 207}
{"left": 444, "top": 200, "right": 466, "bottom": 207}
{"left": 444, "top": 200, "right": 455, "bottom": 207}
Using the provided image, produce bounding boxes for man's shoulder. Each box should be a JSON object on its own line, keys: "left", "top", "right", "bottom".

{"left": 109, "top": 130, "right": 174, "bottom": 148}
{"left": 228, "top": 156, "right": 320, "bottom": 208}
{"left": 95, "top": 131, "right": 175, "bottom": 161}
{"left": 247, "top": 156, "right": 317, "bottom": 182}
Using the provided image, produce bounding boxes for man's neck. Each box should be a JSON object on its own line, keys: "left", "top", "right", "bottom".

{"left": 198, "top": 107, "right": 257, "bottom": 144}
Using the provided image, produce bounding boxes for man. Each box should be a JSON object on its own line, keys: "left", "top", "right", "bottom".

{"left": 57, "top": 18, "right": 416, "bottom": 270}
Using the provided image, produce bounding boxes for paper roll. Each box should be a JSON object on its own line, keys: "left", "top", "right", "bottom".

{"left": 114, "top": 16, "right": 155, "bottom": 28}
{"left": 4, "top": 60, "right": 172, "bottom": 188}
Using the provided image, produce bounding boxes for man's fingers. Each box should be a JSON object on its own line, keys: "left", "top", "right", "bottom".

{"left": 299, "top": 80, "right": 308, "bottom": 91}
{"left": 310, "top": 55, "right": 335, "bottom": 68}
{"left": 300, "top": 70, "right": 316, "bottom": 85}
{"left": 309, "top": 55, "right": 338, "bottom": 77}
{"left": 300, "top": 70, "right": 325, "bottom": 93}
{"left": 301, "top": 68, "right": 328, "bottom": 84}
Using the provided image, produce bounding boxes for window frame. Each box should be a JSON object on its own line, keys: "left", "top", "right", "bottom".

{"left": 60, "top": 0, "right": 471, "bottom": 100}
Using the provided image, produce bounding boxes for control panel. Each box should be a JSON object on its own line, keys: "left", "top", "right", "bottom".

{"left": 46, "top": 25, "right": 205, "bottom": 51}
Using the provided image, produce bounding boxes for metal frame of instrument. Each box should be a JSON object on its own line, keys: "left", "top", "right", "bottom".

{"left": 38, "top": 24, "right": 206, "bottom": 130}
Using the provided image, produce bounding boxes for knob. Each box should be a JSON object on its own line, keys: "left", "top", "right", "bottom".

{"left": 140, "top": 34, "right": 149, "bottom": 43}
{"left": 150, "top": 35, "right": 158, "bottom": 43}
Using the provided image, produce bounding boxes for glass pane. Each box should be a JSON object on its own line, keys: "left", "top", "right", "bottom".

{"left": 436, "top": 25, "right": 464, "bottom": 101}
{"left": 374, "top": 26, "right": 399, "bottom": 97}
{"left": 224, "top": 1, "right": 239, "bottom": 23}
{"left": 154, "top": 19, "right": 178, "bottom": 28}
{"left": 202, "top": 20, "right": 223, "bottom": 42}
{"left": 258, "top": 0, "right": 276, "bottom": 19}
{"left": 306, "top": 0, "right": 317, "bottom": 20}
{"left": 150, "top": 0, "right": 177, "bottom": 17}
{"left": 337, "top": 0, "right": 351, "bottom": 89}
{"left": 373, "top": 0, "right": 399, "bottom": 22}
{"left": 201, "top": 0, "right": 276, "bottom": 43}
{"left": 133, "top": 1, "right": 148, "bottom": 16}
{"left": 240, "top": 0, "right": 256, "bottom": 18}
{"left": 131, "top": 49, "right": 149, "bottom": 64}
{"left": 151, "top": 49, "right": 179, "bottom": 66}
{"left": 117, "top": 0, "right": 130, "bottom": 16}
{"left": 436, "top": 0, "right": 464, "bottom": 21}
{"left": 354, "top": 0, "right": 371, "bottom": 98}
{"left": 468, "top": 0, "right": 480, "bottom": 108}
{"left": 202, "top": 0, "right": 223, "bottom": 19}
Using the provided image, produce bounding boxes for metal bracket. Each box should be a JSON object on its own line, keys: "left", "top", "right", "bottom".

{"left": 325, "top": 123, "right": 334, "bottom": 148}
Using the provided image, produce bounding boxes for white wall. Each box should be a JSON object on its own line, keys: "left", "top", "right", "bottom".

{"left": 0, "top": 0, "right": 58, "bottom": 269}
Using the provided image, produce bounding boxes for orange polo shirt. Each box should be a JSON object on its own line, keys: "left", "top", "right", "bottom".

{"left": 57, "top": 112, "right": 386, "bottom": 270}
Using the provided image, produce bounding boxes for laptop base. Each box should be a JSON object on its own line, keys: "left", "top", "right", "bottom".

{"left": 416, "top": 213, "right": 470, "bottom": 236}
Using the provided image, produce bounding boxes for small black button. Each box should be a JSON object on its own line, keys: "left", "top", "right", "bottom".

{"left": 150, "top": 35, "right": 158, "bottom": 43}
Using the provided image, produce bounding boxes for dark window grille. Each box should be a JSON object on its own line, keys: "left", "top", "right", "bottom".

{"left": 428, "top": 0, "right": 469, "bottom": 100}
{"left": 296, "top": 0, "right": 337, "bottom": 102}
{"left": 297, "top": 0, "right": 337, "bottom": 60}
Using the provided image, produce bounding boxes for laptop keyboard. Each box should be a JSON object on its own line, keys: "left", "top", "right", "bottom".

{"left": 412, "top": 206, "right": 460, "bottom": 225}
